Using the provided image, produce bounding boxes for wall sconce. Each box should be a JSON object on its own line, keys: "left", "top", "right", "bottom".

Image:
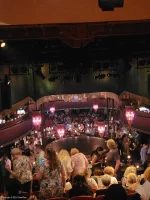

{"left": 50, "top": 106, "right": 55, "bottom": 113}
{"left": 93, "top": 104, "right": 99, "bottom": 112}
{"left": 32, "top": 111, "right": 42, "bottom": 130}
{"left": 98, "top": 122, "right": 105, "bottom": 137}
{"left": 125, "top": 106, "right": 135, "bottom": 127}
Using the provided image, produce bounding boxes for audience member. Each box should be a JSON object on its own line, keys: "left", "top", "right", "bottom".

{"left": 68, "top": 175, "right": 93, "bottom": 198}
{"left": 33, "top": 147, "right": 66, "bottom": 200}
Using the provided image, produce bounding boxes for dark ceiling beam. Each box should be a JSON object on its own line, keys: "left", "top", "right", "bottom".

{"left": 0, "top": 20, "right": 150, "bottom": 48}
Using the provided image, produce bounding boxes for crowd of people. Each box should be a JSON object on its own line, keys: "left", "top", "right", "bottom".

{"left": 0, "top": 109, "right": 150, "bottom": 200}
{"left": 0, "top": 134, "right": 150, "bottom": 200}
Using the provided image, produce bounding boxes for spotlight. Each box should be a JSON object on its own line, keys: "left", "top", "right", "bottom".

{"left": 93, "top": 76, "right": 99, "bottom": 79}
{"left": 99, "top": 74, "right": 106, "bottom": 79}
{"left": 1, "top": 41, "right": 6, "bottom": 48}
{"left": 93, "top": 74, "right": 106, "bottom": 79}
{"left": 48, "top": 76, "right": 60, "bottom": 82}
{"left": 98, "top": 0, "right": 124, "bottom": 11}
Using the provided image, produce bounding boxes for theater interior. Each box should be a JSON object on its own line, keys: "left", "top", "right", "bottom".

{"left": 0, "top": 0, "right": 150, "bottom": 199}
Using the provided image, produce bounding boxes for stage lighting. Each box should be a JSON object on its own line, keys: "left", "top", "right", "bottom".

{"left": 1, "top": 41, "right": 6, "bottom": 48}
{"left": 48, "top": 76, "right": 60, "bottom": 82}
{"left": 98, "top": 0, "right": 124, "bottom": 11}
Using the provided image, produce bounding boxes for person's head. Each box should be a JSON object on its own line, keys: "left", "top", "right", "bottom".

{"left": 44, "top": 147, "right": 59, "bottom": 169}
{"left": 124, "top": 166, "right": 137, "bottom": 177}
{"left": 101, "top": 174, "right": 111, "bottom": 188}
{"left": 126, "top": 173, "right": 138, "bottom": 185}
{"left": 73, "top": 175, "right": 87, "bottom": 187}
{"left": 104, "top": 184, "right": 127, "bottom": 200}
{"left": 58, "top": 149, "right": 70, "bottom": 161}
{"left": 143, "top": 167, "right": 150, "bottom": 182}
{"left": 11, "top": 148, "right": 22, "bottom": 160}
{"left": 23, "top": 149, "right": 32, "bottom": 157}
{"left": 93, "top": 168, "right": 104, "bottom": 176}
{"left": 126, "top": 173, "right": 139, "bottom": 191}
{"left": 35, "top": 144, "right": 44, "bottom": 154}
{"left": 104, "top": 166, "right": 115, "bottom": 177}
{"left": 70, "top": 148, "right": 79, "bottom": 156}
{"left": 107, "top": 139, "right": 117, "bottom": 150}
{"left": 83, "top": 168, "right": 92, "bottom": 178}
{"left": 96, "top": 146, "right": 104, "bottom": 155}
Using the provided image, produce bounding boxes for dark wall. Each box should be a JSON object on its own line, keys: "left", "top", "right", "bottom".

{"left": 0, "top": 59, "right": 149, "bottom": 109}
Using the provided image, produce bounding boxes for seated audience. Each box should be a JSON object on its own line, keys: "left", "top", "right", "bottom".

{"left": 96, "top": 174, "right": 111, "bottom": 197}
{"left": 82, "top": 168, "right": 98, "bottom": 190}
{"left": 103, "top": 166, "right": 118, "bottom": 184}
{"left": 103, "top": 184, "right": 128, "bottom": 200}
{"left": 122, "top": 165, "right": 137, "bottom": 187}
{"left": 92, "top": 168, "right": 104, "bottom": 189}
{"left": 126, "top": 173, "right": 140, "bottom": 192}
{"left": 68, "top": 175, "right": 93, "bottom": 198}
{"left": 132, "top": 167, "right": 150, "bottom": 200}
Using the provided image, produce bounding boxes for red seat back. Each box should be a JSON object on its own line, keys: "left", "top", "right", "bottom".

{"left": 95, "top": 195, "right": 105, "bottom": 200}
{"left": 71, "top": 196, "right": 93, "bottom": 200}
{"left": 47, "top": 197, "right": 69, "bottom": 200}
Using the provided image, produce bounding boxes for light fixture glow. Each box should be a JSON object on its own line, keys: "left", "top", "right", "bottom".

{"left": 93, "top": 104, "right": 99, "bottom": 111}
{"left": 1, "top": 42, "right": 6, "bottom": 48}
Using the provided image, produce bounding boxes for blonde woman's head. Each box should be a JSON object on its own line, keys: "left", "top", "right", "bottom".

{"left": 82, "top": 168, "right": 92, "bottom": 178}
{"left": 126, "top": 173, "right": 138, "bottom": 185}
{"left": 101, "top": 174, "right": 111, "bottom": 187}
{"left": 143, "top": 167, "right": 150, "bottom": 182}
{"left": 104, "top": 166, "right": 115, "bottom": 176}
{"left": 107, "top": 139, "right": 117, "bottom": 150}
{"left": 124, "top": 166, "right": 137, "bottom": 177}
{"left": 126, "top": 173, "right": 139, "bottom": 191}
{"left": 58, "top": 149, "right": 70, "bottom": 160}
{"left": 70, "top": 148, "right": 79, "bottom": 156}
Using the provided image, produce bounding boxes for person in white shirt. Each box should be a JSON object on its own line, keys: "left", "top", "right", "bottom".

{"left": 82, "top": 168, "right": 98, "bottom": 190}
{"left": 103, "top": 166, "right": 118, "bottom": 185}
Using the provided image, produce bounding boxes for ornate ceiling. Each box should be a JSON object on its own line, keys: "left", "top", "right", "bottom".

{"left": 0, "top": 20, "right": 150, "bottom": 64}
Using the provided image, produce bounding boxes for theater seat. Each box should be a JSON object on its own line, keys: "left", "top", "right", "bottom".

{"left": 95, "top": 195, "right": 105, "bottom": 200}
{"left": 71, "top": 196, "right": 93, "bottom": 200}
{"left": 47, "top": 197, "right": 69, "bottom": 200}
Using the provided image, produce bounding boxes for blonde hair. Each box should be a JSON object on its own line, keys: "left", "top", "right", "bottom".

{"left": 11, "top": 148, "right": 22, "bottom": 155}
{"left": 82, "top": 168, "right": 92, "bottom": 177}
{"left": 70, "top": 148, "right": 79, "bottom": 156}
{"left": 126, "top": 173, "right": 139, "bottom": 191}
{"left": 107, "top": 139, "right": 117, "bottom": 150}
{"left": 124, "top": 166, "right": 137, "bottom": 177}
{"left": 143, "top": 167, "right": 150, "bottom": 182}
{"left": 104, "top": 166, "right": 115, "bottom": 176}
{"left": 127, "top": 173, "right": 138, "bottom": 185}
{"left": 101, "top": 174, "right": 111, "bottom": 187}
{"left": 93, "top": 168, "right": 103, "bottom": 176}
{"left": 58, "top": 149, "right": 71, "bottom": 161}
